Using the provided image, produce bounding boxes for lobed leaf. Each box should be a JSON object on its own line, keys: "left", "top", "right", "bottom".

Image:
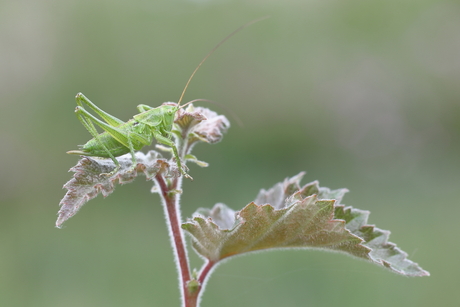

{"left": 174, "top": 104, "right": 208, "bottom": 133}
{"left": 175, "top": 105, "right": 230, "bottom": 148}
{"left": 182, "top": 173, "right": 429, "bottom": 277}
{"left": 192, "top": 107, "right": 230, "bottom": 144}
{"left": 56, "top": 151, "right": 172, "bottom": 228}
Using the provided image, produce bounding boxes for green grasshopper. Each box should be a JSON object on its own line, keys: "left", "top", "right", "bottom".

{"left": 67, "top": 93, "right": 192, "bottom": 178}
{"left": 67, "top": 18, "right": 267, "bottom": 179}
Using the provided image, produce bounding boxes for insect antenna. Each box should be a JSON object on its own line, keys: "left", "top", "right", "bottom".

{"left": 176, "top": 16, "right": 270, "bottom": 107}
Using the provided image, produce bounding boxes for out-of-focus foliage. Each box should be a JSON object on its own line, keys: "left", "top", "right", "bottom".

{"left": 1, "top": 0, "right": 458, "bottom": 306}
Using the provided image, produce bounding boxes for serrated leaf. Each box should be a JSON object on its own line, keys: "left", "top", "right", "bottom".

{"left": 56, "top": 150, "right": 172, "bottom": 228}
{"left": 180, "top": 106, "right": 230, "bottom": 145}
{"left": 174, "top": 104, "right": 208, "bottom": 132}
{"left": 182, "top": 173, "right": 429, "bottom": 277}
{"left": 193, "top": 107, "right": 230, "bottom": 144}
{"left": 333, "top": 205, "right": 428, "bottom": 276}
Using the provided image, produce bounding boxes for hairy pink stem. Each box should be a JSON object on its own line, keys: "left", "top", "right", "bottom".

{"left": 198, "top": 260, "right": 215, "bottom": 286}
{"left": 155, "top": 174, "right": 194, "bottom": 306}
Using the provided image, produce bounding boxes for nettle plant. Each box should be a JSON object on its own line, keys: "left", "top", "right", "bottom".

{"left": 56, "top": 21, "right": 429, "bottom": 307}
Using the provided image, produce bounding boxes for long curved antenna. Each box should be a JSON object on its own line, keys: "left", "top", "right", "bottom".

{"left": 177, "top": 16, "right": 270, "bottom": 106}
{"left": 180, "top": 98, "right": 215, "bottom": 108}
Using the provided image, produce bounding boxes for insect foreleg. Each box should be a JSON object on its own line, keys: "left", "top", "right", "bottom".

{"left": 153, "top": 132, "right": 192, "bottom": 180}
{"left": 76, "top": 93, "right": 125, "bottom": 127}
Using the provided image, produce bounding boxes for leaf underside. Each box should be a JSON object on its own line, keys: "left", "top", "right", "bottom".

{"left": 182, "top": 173, "right": 429, "bottom": 277}
{"left": 56, "top": 151, "right": 170, "bottom": 228}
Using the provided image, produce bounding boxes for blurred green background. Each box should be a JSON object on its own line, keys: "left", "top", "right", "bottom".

{"left": 1, "top": 0, "right": 459, "bottom": 306}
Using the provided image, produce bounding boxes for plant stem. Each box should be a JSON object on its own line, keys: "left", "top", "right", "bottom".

{"left": 156, "top": 172, "right": 216, "bottom": 307}
{"left": 186, "top": 260, "right": 215, "bottom": 304}
{"left": 155, "top": 174, "right": 194, "bottom": 307}
{"left": 198, "top": 260, "right": 215, "bottom": 286}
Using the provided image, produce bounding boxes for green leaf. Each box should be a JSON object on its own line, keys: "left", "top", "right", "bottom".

{"left": 182, "top": 173, "right": 429, "bottom": 277}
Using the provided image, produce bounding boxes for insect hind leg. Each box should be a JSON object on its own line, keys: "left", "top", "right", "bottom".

{"left": 76, "top": 93, "right": 124, "bottom": 127}
{"left": 75, "top": 106, "right": 122, "bottom": 175}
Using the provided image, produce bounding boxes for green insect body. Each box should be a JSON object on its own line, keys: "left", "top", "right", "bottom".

{"left": 67, "top": 93, "right": 188, "bottom": 178}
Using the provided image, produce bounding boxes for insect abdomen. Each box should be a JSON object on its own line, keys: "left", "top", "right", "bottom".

{"left": 81, "top": 133, "right": 131, "bottom": 157}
